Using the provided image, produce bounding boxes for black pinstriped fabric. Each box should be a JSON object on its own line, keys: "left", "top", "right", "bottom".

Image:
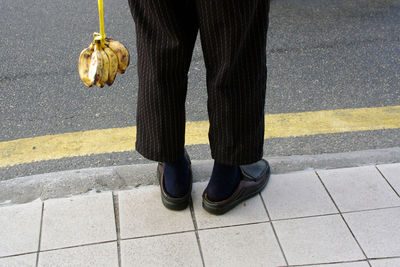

{"left": 128, "top": 0, "right": 270, "bottom": 165}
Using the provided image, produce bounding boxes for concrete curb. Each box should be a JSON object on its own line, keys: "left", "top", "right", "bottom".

{"left": 1, "top": 147, "right": 399, "bottom": 205}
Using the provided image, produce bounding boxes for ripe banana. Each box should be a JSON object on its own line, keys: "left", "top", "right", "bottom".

{"left": 106, "top": 38, "right": 130, "bottom": 74}
{"left": 97, "top": 43, "right": 110, "bottom": 88}
{"left": 104, "top": 46, "right": 118, "bottom": 86}
{"left": 78, "top": 43, "right": 94, "bottom": 87}
{"left": 88, "top": 40, "right": 104, "bottom": 86}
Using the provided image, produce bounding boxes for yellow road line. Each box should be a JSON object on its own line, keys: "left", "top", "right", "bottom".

{"left": 1, "top": 105, "right": 399, "bottom": 168}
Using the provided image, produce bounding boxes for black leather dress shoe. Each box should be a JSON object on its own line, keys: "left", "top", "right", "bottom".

{"left": 157, "top": 151, "right": 192, "bottom": 210}
{"left": 202, "top": 159, "right": 271, "bottom": 215}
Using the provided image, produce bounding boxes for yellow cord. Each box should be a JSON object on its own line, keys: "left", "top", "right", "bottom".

{"left": 97, "top": 0, "right": 106, "bottom": 46}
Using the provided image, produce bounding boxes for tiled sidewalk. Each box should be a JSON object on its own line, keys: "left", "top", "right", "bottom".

{"left": 1, "top": 163, "right": 400, "bottom": 267}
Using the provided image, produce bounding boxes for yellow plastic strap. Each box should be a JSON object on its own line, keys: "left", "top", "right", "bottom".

{"left": 98, "top": 0, "right": 106, "bottom": 45}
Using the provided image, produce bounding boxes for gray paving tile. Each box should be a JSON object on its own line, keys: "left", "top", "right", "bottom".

{"left": 121, "top": 232, "right": 202, "bottom": 267}
{"left": 370, "top": 258, "right": 400, "bottom": 267}
{"left": 38, "top": 242, "right": 118, "bottom": 267}
{"left": 0, "top": 253, "right": 37, "bottom": 267}
{"left": 261, "top": 171, "right": 337, "bottom": 220}
{"left": 0, "top": 202, "right": 42, "bottom": 257}
{"left": 377, "top": 163, "right": 400, "bottom": 196}
{"left": 118, "top": 186, "right": 194, "bottom": 238}
{"left": 304, "top": 261, "right": 370, "bottom": 267}
{"left": 274, "top": 214, "right": 365, "bottom": 265}
{"left": 318, "top": 166, "right": 400, "bottom": 212}
{"left": 41, "top": 193, "right": 116, "bottom": 250}
{"left": 198, "top": 222, "right": 286, "bottom": 267}
{"left": 192, "top": 182, "right": 269, "bottom": 229}
{"left": 343, "top": 207, "right": 400, "bottom": 258}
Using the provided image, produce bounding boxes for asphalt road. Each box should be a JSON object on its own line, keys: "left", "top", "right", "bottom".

{"left": 0, "top": 0, "right": 399, "bottom": 180}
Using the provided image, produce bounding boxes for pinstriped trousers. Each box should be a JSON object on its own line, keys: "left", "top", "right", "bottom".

{"left": 128, "top": 0, "right": 270, "bottom": 165}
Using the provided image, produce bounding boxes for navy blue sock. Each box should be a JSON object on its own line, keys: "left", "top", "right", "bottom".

{"left": 164, "top": 155, "right": 190, "bottom": 198}
{"left": 205, "top": 161, "right": 241, "bottom": 202}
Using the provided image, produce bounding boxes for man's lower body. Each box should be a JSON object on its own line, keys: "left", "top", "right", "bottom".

{"left": 128, "top": 0, "right": 270, "bottom": 213}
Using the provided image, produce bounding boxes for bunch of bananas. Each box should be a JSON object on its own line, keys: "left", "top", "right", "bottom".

{"left": 78, "top": 33, "right": 130, "bottom": 87}
{"left": 78, "top": 0, "right": 129, "bottom": 87}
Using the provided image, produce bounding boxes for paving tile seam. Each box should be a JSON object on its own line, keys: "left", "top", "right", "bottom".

{"left": 197, "top": 220, "right": 271, "bottom": 232}
{"left": 41, "top": 203, "right": 398, "bottom": 242}
{"left": 266, "top": 205, "right": 400, "bottom": 223}
{"left": 368, "top": 256, "right": 400, "bottom": 261}
{"left": 36, "top": 240, "right": 117, "bottom": 255}
{"left": 99, "top": 204, "right": 399, "bottom": 239}
{"left": 314, "top": 171, "right": 370, "bottom": 263}
{"left": 315, "top": 164, "right": 378, "bottom": 173}
{"left": 375, "top": 166, "right": 400, "bottom": 199}
{"left": 0, "top": 251, "right": 37, "bottom": 260}
{"left": 259, "top": 192, "right": 290, "bottom": 266}
{"left": 340, "top": 205, "right": 400, "bottom": 215}
{"left": 120, "top": 229, "right": 196, "bottom": 242}
{"left": 286, "top": 259, "right": 371, "bottom": 266}
{"left": 286, "top": 256, "right": 400, "bottom": 266}
{"left": 112, "top": 192, "right": 122, "bottom": 267}
{"left": 269, "top": 212, "right": 340, "bottom": 222}
{"left": 35, "top": 202, "right": 44, "bottom": 267}
{"left": 1, "top": 251, "right": 399, "bottom": 265}
{"left": 189, "top": 199, "right": 206, "bottom": 267}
